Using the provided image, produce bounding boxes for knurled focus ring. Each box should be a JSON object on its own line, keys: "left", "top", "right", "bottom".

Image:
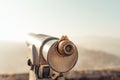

{"left": 58, "top": 40, "right": 74, "bottom": 56}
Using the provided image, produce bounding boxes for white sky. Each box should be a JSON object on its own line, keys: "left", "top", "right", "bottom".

{"left": 0, "top": 0, "right": 120, "bottom": 41}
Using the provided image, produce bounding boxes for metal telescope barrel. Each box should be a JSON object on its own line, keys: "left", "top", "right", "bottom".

{"left": 26, "top": 33, "right": 78, "bottom": 73}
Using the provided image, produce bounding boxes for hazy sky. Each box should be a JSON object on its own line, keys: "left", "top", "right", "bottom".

{"left": 0, "top": 0, "right": 120, "bottom": 41}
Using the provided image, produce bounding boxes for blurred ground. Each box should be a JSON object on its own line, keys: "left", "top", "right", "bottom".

{"left": 0, "top": 73, "right": 28, "bottom": 80}
{"left": 0, "top": 69, "right": 120, "bottom": 80}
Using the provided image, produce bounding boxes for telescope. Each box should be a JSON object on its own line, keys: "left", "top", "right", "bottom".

{"left": 26, "top": 33, "right": 78, "bottom": 80}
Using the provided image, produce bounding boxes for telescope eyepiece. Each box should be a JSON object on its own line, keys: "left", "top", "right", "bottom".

{"left": 57, "top": 36, "right": 75, "bottom": 56}
{"left": 64, "top": 44, "right": 73, "bottom": 55}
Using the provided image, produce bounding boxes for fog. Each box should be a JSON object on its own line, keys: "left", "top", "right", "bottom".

{"left": 0, "top": 36, "right": 120, "bottom": 74}
{"left": 0, "top": 0, "right": 120, "bottom": 74}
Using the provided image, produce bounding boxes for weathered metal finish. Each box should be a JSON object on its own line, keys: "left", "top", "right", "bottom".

{"left": 43, "top": 40, "right": 78, "bottom": 72}
{"left": 26, "top": 34, "right": 58, "bottom": 65}
{"left": 26, "top": 33, "right": 78, "bottom": 80}
{"left": 27, "top": 45, "right": 39, "bottom": 66}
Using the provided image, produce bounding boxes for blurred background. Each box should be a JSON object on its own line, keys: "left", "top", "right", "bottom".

{"left": 0, "top": 0, "right": 120, "bottom": 74}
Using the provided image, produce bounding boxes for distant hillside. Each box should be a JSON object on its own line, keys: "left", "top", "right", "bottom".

{"left": 74, "top": 47, "right": 120, "bottom": 70}
{"left": 71, "top": 36, "right": 120, "bottom": 57}
{"left": 0, "top": 41, "right": 120, "bottom": 74}
{"left": 0, "top": 41, "right": 28, "bottom": 74}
